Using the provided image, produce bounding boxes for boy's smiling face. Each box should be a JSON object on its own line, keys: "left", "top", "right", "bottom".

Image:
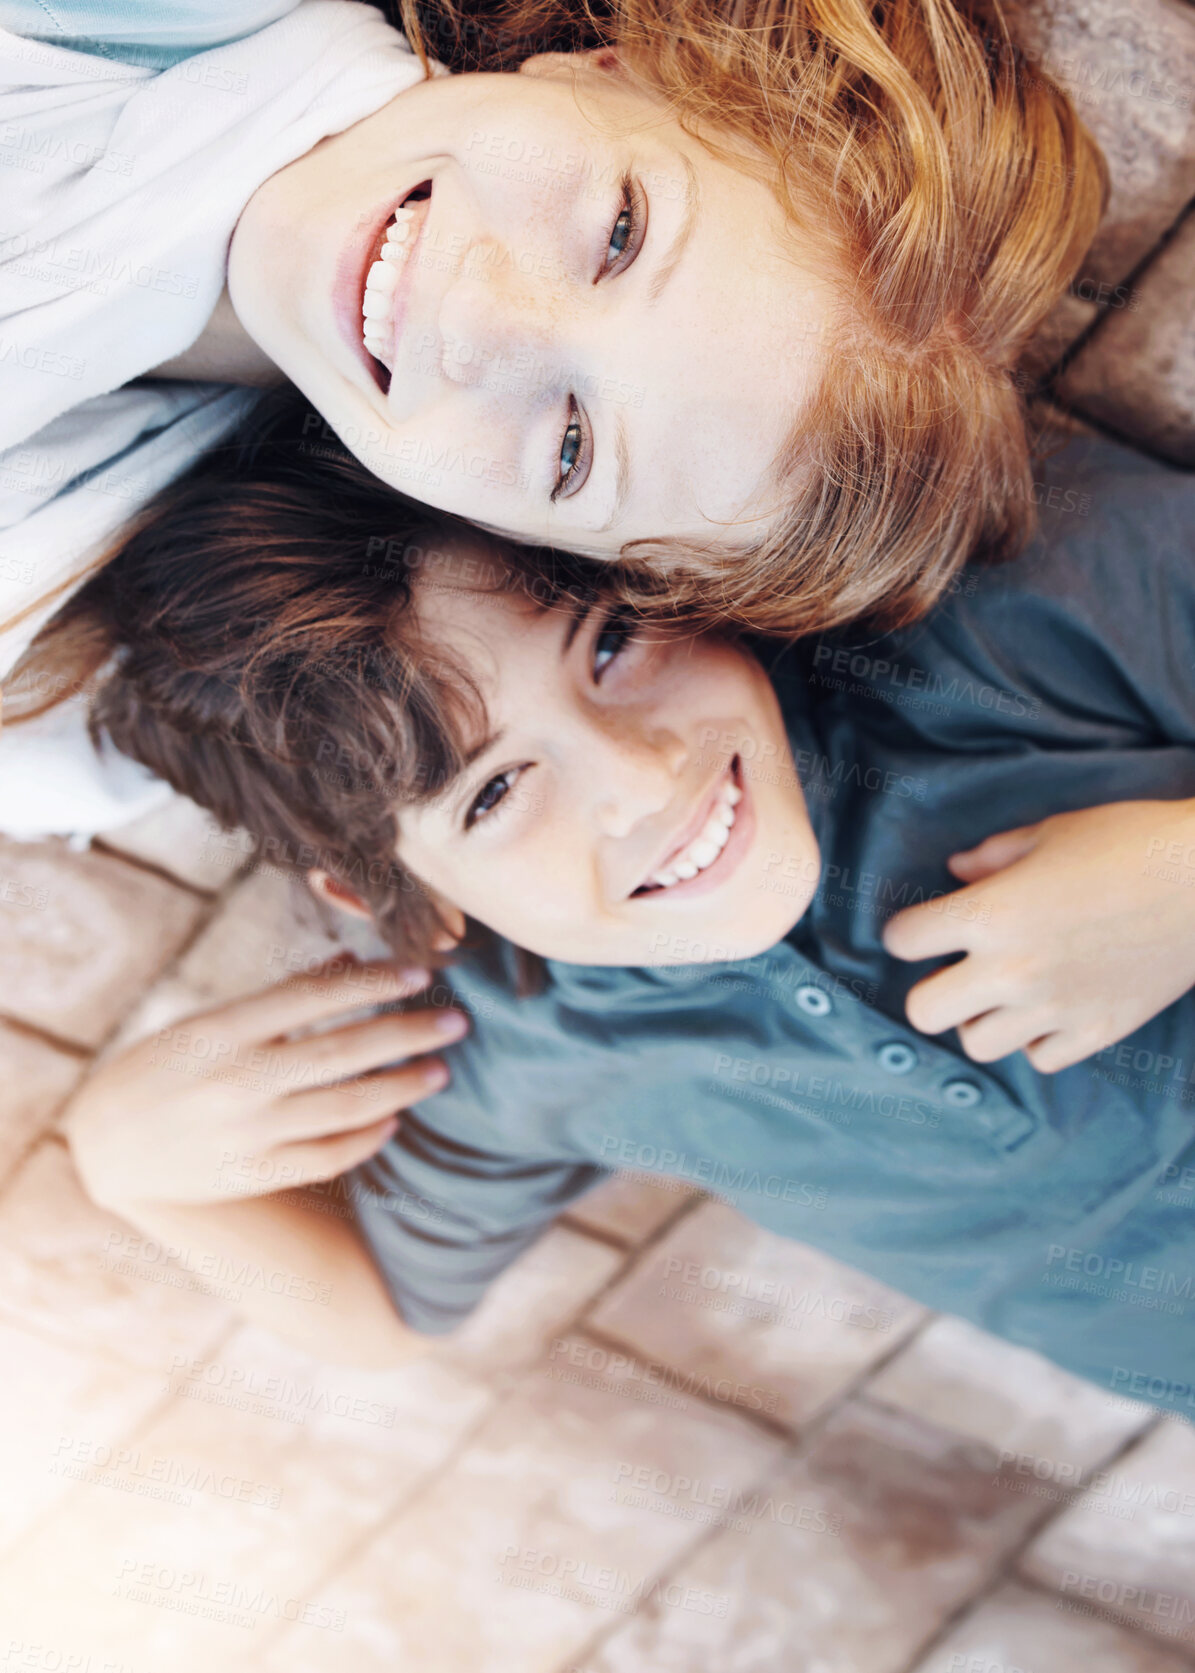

{"left": 395, "top": 545, "right": 820, "bottom": 965}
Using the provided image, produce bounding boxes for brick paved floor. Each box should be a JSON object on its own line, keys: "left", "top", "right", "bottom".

{"left": 0, "top": 797, "right": 1192, "bottom": 1672}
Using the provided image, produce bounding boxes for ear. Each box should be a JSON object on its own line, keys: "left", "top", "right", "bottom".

{"left": 518, "top": 47, "right": 624, "bottom": 81}
{"left": 306, "top": 868, "right": 373, "bottom": 921}
{"left": 308, "top": 869, "right": 468, "bottom": 953}
{"left": 428, "top": 900, "right": 467, "bottom": 952}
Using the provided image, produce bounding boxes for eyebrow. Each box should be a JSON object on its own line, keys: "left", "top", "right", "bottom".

{"left": 463, "top": 729, "right": 503, "bottom": 770}
{"left": 562, "top": 600, "right": 588, "bottom": 654}
{"left": 441, "top": 725, "right": 505, "bottom": 827}
{"left": 592, "top": 156, "right": 699, "bottom": 535}
{"left": 598, "top": 413, "right": 633, "bottom": 536}
{"left": 444, "top": 602, "right": 586, "bottom": 821}
{"left": 647, "top": 154, "right": 699, "bottom": 307}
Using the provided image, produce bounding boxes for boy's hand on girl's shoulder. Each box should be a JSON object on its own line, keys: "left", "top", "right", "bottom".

{"left": 882, "top": 799, "right": 1195, "bottom": 1074}
{"left": 63, "top": 956, "right": 468, "bottom": 1212}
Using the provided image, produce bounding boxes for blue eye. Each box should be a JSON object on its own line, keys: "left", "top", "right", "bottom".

{"left": 601, "top": 173, "right": 642, "bottom": 277}
{"left": 559, "top": 414, "right": 582, "bottom": 486}
{"left": 593, "top": 612, "right": 635, "bottom": 679}
{"left": 606, "top": 203, "right": 633, "bottom": 266}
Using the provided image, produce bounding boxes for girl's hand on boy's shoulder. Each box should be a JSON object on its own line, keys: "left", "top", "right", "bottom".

{"left": 882, "top": 799, "right": 1195, "bottom": 1074}
{"left": 63, "top": 956, "right": 468, "bottom": 1211}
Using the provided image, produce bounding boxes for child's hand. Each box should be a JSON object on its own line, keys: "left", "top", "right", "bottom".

{"left": 64, "top": 957, "right": 467, "bottom": 1210}
{"left": 882, "top": 800, "right": 1195, "bottom": 1073}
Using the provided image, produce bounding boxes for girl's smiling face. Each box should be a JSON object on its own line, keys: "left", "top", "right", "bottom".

{"left": 227, "top": 52, "right": 834, "bottom": 560}
{"left": 396, "top": 544, "right": 820, "bottom": 965}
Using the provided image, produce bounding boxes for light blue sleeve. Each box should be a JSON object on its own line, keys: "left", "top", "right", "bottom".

{"left": 0, "top": 0, "right": 304, "bottom": 67}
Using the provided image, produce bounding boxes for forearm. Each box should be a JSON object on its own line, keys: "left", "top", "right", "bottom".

{"left": 103, "top": 1188, "right": 432, "bottom": 1369}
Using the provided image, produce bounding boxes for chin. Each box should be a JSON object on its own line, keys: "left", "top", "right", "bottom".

{"left": 624, "top": 895, "right": 810, "bottom": 968}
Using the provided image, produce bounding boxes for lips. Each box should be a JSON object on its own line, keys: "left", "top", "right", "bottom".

{"left": 632, "top": 757, "right": 745, "bottom": 897}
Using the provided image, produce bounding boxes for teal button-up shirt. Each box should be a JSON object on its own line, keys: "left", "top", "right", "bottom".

{"left": 350, "top": 434, "right": 1195, "bottom": 1417}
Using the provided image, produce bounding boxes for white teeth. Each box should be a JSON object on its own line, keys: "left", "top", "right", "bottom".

{"left": 364, "top": 259, "right": 399, "bottom": 298}
{"left": 641, "top": 769, "right": 742, "bottom": 894}
{"left": 361, "top": 202, "right": 422, "bottom": 364}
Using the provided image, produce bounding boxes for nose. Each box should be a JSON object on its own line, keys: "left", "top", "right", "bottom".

{"left": 437, "top": 237, "right": 568, "bottom": 390}
{"left": 586, "top": 716, "right": 689, "bottom": 840}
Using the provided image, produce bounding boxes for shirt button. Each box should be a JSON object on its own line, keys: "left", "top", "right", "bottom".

{"left": 876, "top": 1040, "right": 917, "bottom": 1075}
{"left": 943, "top": 1077, "right": 983, "bottom": 1108}
{"left": 795, "top": 985, "right": 833, "bottom": 1017}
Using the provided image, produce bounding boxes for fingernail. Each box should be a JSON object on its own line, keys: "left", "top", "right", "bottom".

{"left": 435, "top": 1010, "right": 469, "bottom": 1039}
{"left": 422, "top": 1060, "right": 450, "bottom": 1091}
{"left": 392, "top": 966, "right": 430, "bottom": 988}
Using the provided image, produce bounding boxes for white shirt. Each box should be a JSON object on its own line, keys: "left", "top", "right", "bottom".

{"left": 0, "top": 0, "right": 423, "bottom": 832}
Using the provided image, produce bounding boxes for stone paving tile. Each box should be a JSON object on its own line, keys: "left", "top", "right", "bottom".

{"left": 587, "top": 1200, "right": 926, "bottom": 1431}
{"left": 0, "top": 1317, "right": 169, "bottom": 1558}
{"left": 564, "top": 1174, "right": 700, "bottom": 1247}
{"left": 0, "top": 836, "right": 206, "bottom": 1048}
{"left": 911, "top": 1579, "right": 1195, "bottom": 1673}
{"left": 259, "top": 1333, "right": 784, "bottom": 1673}
{"left": 867, "top": 1315, "right": 1154, "bottom": 1505}
{"left": 158, "top": 866, "right": 389, "bottom": 1011}
{"left": 0, "top": 1018, "right": 85, "bottom": 1186}
{"left": 437, "top": 1225, "right": 624, "bottom": 1380}
{"left": 97, "top": 793, "right": 252, "bottom": 894}
{"left": 105, "top": 865, "right": 392, "bottom": 1055}
{"left": 577, "top": 1394, "right": 1056, "bottom": 1673}
{"left": 1002, "top": 0, "right": 1195, "bottom": 288}
{"left": 1022, "top": 292, "right": 1100, "bottom": 380}
{"left": 1059, "top": 209, "right": 1195, "bottom": 465}
{"left": 0, "top": 1323, "right": 493, "bottom": 1673}
{"left": 0, "top": 1138, "right": 232, "bottom": 1371}
{"left": 1020, "top": 1418, "right": 1195, "bottom": 1653}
